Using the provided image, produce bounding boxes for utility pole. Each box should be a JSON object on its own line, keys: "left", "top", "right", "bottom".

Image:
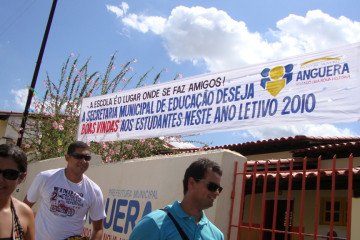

{"left": 17, "top": 0, "right": 58, "bottom": 147}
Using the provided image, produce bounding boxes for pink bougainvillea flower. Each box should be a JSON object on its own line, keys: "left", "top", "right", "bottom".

{"left": 112, "top": 65, "right": 115, "bottom": 69}
{"left": 134, "top": 152, "right": 138, "bottom": 157}
{"left": 104, "top": 152, "right": 108, "bottom": 156}
{"left": 90, "top": 79, "right": 94, "bottom": 84}
{"left": 60, "top": 119, "right": 65, "bottom": 124}
{"left": 116, "top": 150, "right": 120, "bottom": 154}
{"left": 71, "top": 53, "right": 75, "bottom": 57}
{"left": 19, "top": 127, "right": 23, "bottom": 131}
{"left": 178, "top": 74, "right": 183, "bottom": 78}
{"left": 127, "top": 144, "right": 133, "bottom": 150}
{"left": 52, "top": 121, "right": 58, "bottom": 129}
{"left": 58, "top": 124, "right": 64, "bottom": 131}
{"left": 50, "top": 113, "right": 55, "bottom": 117}
{"left": 25, "top": 144, "right": 30, "bottom": 149}
{"left": 133, "top": 58, "right": 137, "bottom": 62}
{"left": 76, "top": 78, "right": 80, "bottom": 82}
{"left": 122, "top": 78, "right": 126, "bottom": 82}
{"left": 74, "top": 68, "right": 78, "bottom": 72}
{"left": 120, "top": 64, "right": 124, "bottom": 67}
{"left": 140, "top": 138, "right": 145, "bottom": 143}
{"left": 37, "top": 140, "right": 41, "bottom": 144}
{"left": 67, "top": 116, "right": 72, "bottom": 120}
{"left": 148, "top": 143, "right": 153, "bottom": 148}
{"left": 129, "top": 67, "right": 133, "bottom": 71}
{"left": 57, "top": 149, "right": 62, "bottom": 153}
{"left": 106, "top": 157, "right": 111, "bottom": 162}
{"left": 109, "top": 149, "right": 114, "bottom": 155}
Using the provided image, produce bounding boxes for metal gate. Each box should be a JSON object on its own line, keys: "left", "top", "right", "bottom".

{"left": 227, "top": 155, "right": 354, "bottom": 240}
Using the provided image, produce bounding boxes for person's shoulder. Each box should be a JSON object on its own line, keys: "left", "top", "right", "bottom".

{"left": 82, "top": 174, "right": 101, "bottom": 188}
{"left": 82, "top": 175, "right": 104, "bottom": 197}
{"left": 39, "top": 168, "right": 63, "bottom": 177}
{"left": 12, "top": 197, "right": 34, "bottom": 218}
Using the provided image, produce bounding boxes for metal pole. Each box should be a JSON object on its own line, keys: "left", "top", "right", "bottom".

{"left": 17, "top": 0, "right": 58, "bottom": 147}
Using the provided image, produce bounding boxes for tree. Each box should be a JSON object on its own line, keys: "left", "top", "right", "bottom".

{"left": 17, "top": 53, "right": 180, "bottom": 162}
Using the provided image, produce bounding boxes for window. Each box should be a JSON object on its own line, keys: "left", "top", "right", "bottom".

{"left": 320, "top": 198, "right": 347, "bottom": 226}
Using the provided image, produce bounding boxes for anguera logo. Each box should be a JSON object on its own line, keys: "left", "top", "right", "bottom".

{"left": 260, "top": 64, "right": 294, "bottom": 97}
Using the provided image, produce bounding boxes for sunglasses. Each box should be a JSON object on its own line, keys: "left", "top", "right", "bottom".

{"left": 195, "top": 179, "right": 223, "bottom": 193}
{"left": 71, "top": 153, "right": 91, "bottom": 161}
{"left": 0, "top": 169, "right": 23, "bottom": 180}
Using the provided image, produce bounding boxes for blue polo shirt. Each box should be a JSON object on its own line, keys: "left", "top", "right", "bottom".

{"left": 129, "top": 201, "right": 224, "bottom": 240}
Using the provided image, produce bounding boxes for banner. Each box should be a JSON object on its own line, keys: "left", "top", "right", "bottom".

{"left": 77, "top": 43, "right": 360, "bottom": 142}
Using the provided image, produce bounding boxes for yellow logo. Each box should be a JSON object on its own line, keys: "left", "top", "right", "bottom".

{"left": 260, "top": 64, "right": 293, "bottom": 97}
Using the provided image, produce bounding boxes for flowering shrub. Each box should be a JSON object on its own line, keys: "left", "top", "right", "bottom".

{"left": 17, "top": 53, "right": 178, "bottom": 162}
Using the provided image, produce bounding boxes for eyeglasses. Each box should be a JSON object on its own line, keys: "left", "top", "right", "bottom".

{"left": 0, "top": 169, "right": 23, "bottom": 180}
{"left": 195, "top": 179, "right": 223, "bottom": 193}
{"left": 71, "top": 153, "right": 91, "bottom": 161}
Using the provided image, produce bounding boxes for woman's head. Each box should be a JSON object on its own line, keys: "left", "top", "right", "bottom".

{"left": 0, "top": 144, "right": 27, "bottom": 197}
{"left": 0, "top": 144, "right": 27, "bottom": 173}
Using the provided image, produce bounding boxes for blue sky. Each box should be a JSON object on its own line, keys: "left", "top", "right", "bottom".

{"left": 1, "top": 0, "right": 360, "bottom": 147}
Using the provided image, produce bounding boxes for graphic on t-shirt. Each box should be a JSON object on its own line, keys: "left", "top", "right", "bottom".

{"left": 49, "top": 187, "right": 84, "bottom": 217}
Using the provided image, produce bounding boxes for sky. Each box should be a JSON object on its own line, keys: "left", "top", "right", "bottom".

{"left": 1, "top": 0, "right": 360, "bottom": 147}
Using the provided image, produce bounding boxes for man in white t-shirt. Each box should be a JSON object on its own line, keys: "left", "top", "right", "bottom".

{"left": 24, "top": 141, "right": 106, "bottom": 240}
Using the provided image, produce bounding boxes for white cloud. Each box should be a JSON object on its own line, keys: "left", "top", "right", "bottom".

{"left": 110, "top": 5, "right": 360, "bottom": 72}
{"left": 10, "top": 89, "right": 28, "bottom": 110}
{"left": 247, "top": 124, "right": 353, "bottom": 140}
{"left": 122, "top": 14, "right": 166, "bottom": 34}
{"left": 106, "top": 2, "right": 129, "bottom": 18}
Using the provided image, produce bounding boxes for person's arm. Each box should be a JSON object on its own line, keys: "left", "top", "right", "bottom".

{"left": 24, "top": 206, "right": 35, "bottom": 240}
{"left": 23, "top": 195, "right": 37, "bottom": 217}
{"left": 23, "top": 195, "right": 35, "bottom": 208}
{"left": 89, "top": 219, "right": 103, "bottom": 240}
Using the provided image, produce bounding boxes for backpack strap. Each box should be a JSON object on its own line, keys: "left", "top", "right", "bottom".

{"left": 160, "top": 209, "right": 189, "bottom": 240}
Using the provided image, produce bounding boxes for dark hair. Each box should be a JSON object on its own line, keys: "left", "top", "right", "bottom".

{"left": 67, "top": 141, "right": 90, "bottom": 155}
{"left": 183, "top": 158, "right": 222, "bottom": 195}
{"left": 0, "top": 144, "right": 27, "bottom": 173}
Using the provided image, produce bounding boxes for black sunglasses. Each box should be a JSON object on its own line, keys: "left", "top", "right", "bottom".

{"left": 71, "top": 153, "right": 91, "bottom": 161}
{"left": 0, "top": 169, "right": 23, "bottom": 180}
{"left": 195, "top": 179, "right": 223, "bottom": 193}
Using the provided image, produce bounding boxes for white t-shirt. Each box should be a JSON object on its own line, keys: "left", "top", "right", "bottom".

{"left": 26, "top": 168, "right": 106, "bottom": 240}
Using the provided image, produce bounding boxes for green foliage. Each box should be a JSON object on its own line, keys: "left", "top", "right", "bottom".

{"left": 17, "top": 53, "right": 180, "bottom": 162}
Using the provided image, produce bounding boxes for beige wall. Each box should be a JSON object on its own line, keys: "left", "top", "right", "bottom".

{"left": 13, "top": 149, "right": 246, "bottom": 240}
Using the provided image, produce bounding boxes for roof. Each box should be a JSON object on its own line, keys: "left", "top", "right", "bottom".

{"left": 170, "top": 135, "right": 360, "bottom": 159}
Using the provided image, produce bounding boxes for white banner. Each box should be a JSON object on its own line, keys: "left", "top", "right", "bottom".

{"left": 77, "top": 43, "right": 360, "bottom": 142}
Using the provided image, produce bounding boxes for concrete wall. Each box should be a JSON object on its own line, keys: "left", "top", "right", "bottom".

{"left": 13, "top": 149, "right": 246, "bottom": 240}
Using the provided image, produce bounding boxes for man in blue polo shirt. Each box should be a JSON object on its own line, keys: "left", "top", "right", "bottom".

{"left": 129, "top": 158, "right": 224, "bottom": 240}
